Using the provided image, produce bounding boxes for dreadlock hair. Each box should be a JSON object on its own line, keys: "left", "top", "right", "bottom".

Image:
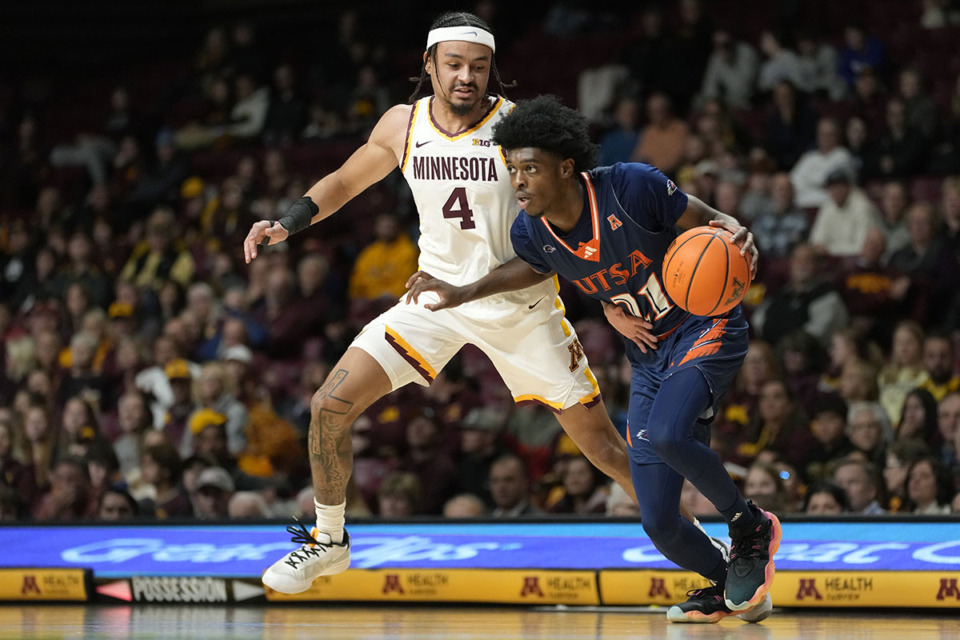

{"left": 408, "top": 11, "right": 514, "bottom": 103}
{"left": 491, "top": 95, "right": 599, "bottom": 172}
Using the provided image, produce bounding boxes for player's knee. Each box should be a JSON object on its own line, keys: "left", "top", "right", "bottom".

{"left": 640, "top": 510, "right": 681, "bottom": 544}
{"left": 646, "top": 425, "right": 683, "bottom": 463}
{"left": 310, "top": 390, "right": 353, "bottom": 428}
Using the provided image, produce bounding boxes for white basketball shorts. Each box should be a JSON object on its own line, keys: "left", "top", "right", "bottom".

{"left": 350, "top": 292, "right": 600, "bottom": 412}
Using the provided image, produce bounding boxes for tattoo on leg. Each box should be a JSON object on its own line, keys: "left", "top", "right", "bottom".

{"left": 310, "top": 369, "right": 354, "bottom": 456}
{"left": 309, "top": 369, "right": 356, "bottom": 501}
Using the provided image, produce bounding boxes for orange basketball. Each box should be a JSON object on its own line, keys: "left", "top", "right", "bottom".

{"left": 662, "top": 226, "right": 750, "bottom": 316}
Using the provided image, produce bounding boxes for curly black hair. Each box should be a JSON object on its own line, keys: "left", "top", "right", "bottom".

{"left": 491, "top": 95, "right": 598, "bottom": 172}
{"left": 408, "top": 12, "right": 514, "bottom": 102}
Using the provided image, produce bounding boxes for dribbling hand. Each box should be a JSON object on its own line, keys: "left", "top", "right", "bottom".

{"left": 243, "top": 221, "right": 289, "bottom": 264}
{"left": 708, "top": 219, "right": 758, "bottom": 280}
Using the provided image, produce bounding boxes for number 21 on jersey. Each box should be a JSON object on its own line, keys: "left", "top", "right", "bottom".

{"left": 609, "top": 273, "right": 674, "bottom": 321}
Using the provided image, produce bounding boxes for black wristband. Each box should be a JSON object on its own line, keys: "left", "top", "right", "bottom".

{"left": 277, "top": 196, "right": 319, "bottom": 236}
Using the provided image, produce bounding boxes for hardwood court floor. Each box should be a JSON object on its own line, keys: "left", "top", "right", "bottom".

{"left": 1, "top": 605, "right": 956, "bottom": 639}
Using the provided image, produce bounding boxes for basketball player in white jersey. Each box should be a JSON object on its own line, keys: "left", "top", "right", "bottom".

{"left": 243, "top": 11, "right": 636, "bottom": 595}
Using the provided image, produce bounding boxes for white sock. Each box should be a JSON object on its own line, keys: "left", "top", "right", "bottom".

{"left": 315, "top": 499, "right": 346, "bottom": 544}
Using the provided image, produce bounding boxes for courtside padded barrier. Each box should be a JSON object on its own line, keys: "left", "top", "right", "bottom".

{"left": 1, "top": 519, "right": 957, "bottom": 607}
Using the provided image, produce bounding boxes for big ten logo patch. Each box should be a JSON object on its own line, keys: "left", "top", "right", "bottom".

{"left": 471, "top": 138, "right": 493, "bottom": 147}
{"left": 520, "top": 576, "right": 544, "bottom": 598}
{"left": 936, "top": 578, "right": 960, "bottom": 601}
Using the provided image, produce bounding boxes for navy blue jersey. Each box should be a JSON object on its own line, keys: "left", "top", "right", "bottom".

{"left": 511, "top": 163, "right": 691, "bottom": 337}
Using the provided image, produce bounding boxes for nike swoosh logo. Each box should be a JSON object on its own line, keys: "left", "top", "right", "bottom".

{"left": 528, "top": 296, "right": 546, "bottom": 309}
{"left": 462, "top": 31, "right": 478, "bottom": 36}
{"left": 415, "top": 140, "right": 432, "bottom": 148}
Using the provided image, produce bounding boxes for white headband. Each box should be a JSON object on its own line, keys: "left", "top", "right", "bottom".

{"left": 426, "top": 26, "right": 496, "bottom": 53}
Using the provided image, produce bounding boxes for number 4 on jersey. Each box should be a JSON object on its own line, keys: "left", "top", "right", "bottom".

{"left": 442, "top": 187, "right": 476, "bottom": 230}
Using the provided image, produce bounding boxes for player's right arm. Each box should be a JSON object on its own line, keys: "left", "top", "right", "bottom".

{"left": 243, "top": 105, "right": 412, "bottom": 263}
{"left": 405, "top": 258, "right": 552, "bottom": 311}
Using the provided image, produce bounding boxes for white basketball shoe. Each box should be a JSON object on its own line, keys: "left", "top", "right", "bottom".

{"left": 261, "top": 523, "right": 351, "bottom": 594}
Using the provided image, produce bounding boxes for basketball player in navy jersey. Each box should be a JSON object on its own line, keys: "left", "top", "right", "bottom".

{"left": 407, "top": 95, "right": 779, "bottom": 623}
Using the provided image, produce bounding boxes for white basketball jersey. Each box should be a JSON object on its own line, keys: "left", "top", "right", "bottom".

{"left": 401, "top": 95, "right": 555, "bottom": 319}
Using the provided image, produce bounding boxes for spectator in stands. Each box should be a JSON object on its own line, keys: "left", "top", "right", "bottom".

{"left": 905, "top": 455, "right": 953, "bottom": 514}
{"left": 790, "top": 118, "right": 857, "bottom": 208}
{"left": 834, "top": 457, "right": 886, "bottom": 514}
{"left": 720, "top": 339, "right": 782, "bottom": 437}
{"left": 456, "top": 407, "right": 507, "bottom": 504}
{"left": 879, "top": 322, "right": 930, "bottom": 425}
{"left": 606, "top": 481, "right": 640, "bottom": 517}
{"left": 346, "top": 65, "right": 391, "bottom": 136}
{"left": 802, "top": 394, "right": 855, "bottom": 482}
{"left": 124, "top": 130, "right": 190, "bottom": 211}
{"left": 348, "top": 213, "right": 418, "bottom": 304}
{"left": 598, "top": 96, "right": 641, "bottom": 166}
{"left": 87, "top": 439, "right": 122, "bottom": 503}
{"left": 898, "top": 388, "right": 940, "bottom": 444}
{"left": 251, "top": 265, "right": 321, "bottom": 359}
{"left": 876, "top": 181, "right": 912, "bottom": 259}
{"left": 732, "top": 379, "right": 814, "bottom": 472}
{"left": 51, "top": 230, "right": 113, "bottom": 310}
{"left": 938, "top": 176, "right": 960, "bottom": 256}
{"left": 743, "top": 461, "right": 788, "bottom": 513}
{"left": 193, "top": 466, "right": 235, "bottom": 519}
{"left": 140, "top": 442, "right": 192, "bottom": 519}
{"left": 863, "top": 98, "right": 926, "bottom": 180}
{"left": 120, "top": 207, "right": 196, "bottom": 292}
{"left": 845, "top": 116, "right": 872, "bottom": 178}
{"left": 377, "top": 471, "right": 422, "bottom": 517}
{"left": 883, "top": 439, "right": 931, "bottom": 512}
{"left": 845, "top": 402, "right": 891, "bottom": 467}
{"left": 891, "top": 205, "right": 960, "bottom": 324}
{"left": 750, "top": 172, "right": 809, "bottom": 259}
{"left": 0, "top": 418, "right": 36, "bottom": 510}
{"left": 22, "top": 402, "right": 55, "bottom": 497}
{"left": 548, "top": 455, "right": 608, "bottom": 515}
{"left": 898, "top": 67, "right": 938, "bottom": 140}
{"left": 489, "top": 454, "right": 542, "bottom": 517}
{"left": 34, "top": 456, "right": 96, "bottom": 521}
{"left": 112, "top": 390, "right": 153, "bottom": 482}
{"left": 697, "top": 28, "right": 759, "bottom": 110}
{"left": 442, "top": 493, "right": 486, "bottom": 518}
{"left": 57, "top": 331, "right": 112, "bottom": 411}
{"left": 757, "top": 30, "right": 804, "bottom": 94}
{"left": 777, "top": 330, "right": 826, "bottom": 409}
{"left": 795, "top": 30, "right": 845, "bottom": 100}
{"left": 836, "top": 229, "right": 910, "bottom": 341}
{"left": 809, "top": 169, "right": 881, "bottom": 258}
{"left": 630, "top": 92, "right": 689, "bottom": 176}
{"left": 399, "top": 410, "right": 457, "bottom": 515}
{"left": 802, "top": 481, "right": 850, "bottom": 514}
{"left": 262, "top": 63, "right": 307, "bottom": 146}
{"left": 228, "top": 491, "right": 271, "bottom": 518}
{"left": 848, "top": 66, "right": 887, "bottom": 135}
{"left": 752, "top": 243, "right": 850, "bottom": 346}
{"left": 181, "top": 362, "right": 247, "bottom": 457}
{"left": 160, "top": 358, "right": 197, "bottom": 447}
{"left": 837, "top": 24, "right": 886, "bottom": 89}
{"left": 921, "top": 0, "right": 960, "bottom": 27}
{"left": 97, "top": 486, "right": 138, "bottom": 520}
{"left": 937, "top": 391, "right": 960, "bottom": 466}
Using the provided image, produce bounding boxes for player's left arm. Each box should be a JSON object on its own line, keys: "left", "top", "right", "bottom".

{"left": 675, "top": 195, "right": 758, "bottom": 279}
